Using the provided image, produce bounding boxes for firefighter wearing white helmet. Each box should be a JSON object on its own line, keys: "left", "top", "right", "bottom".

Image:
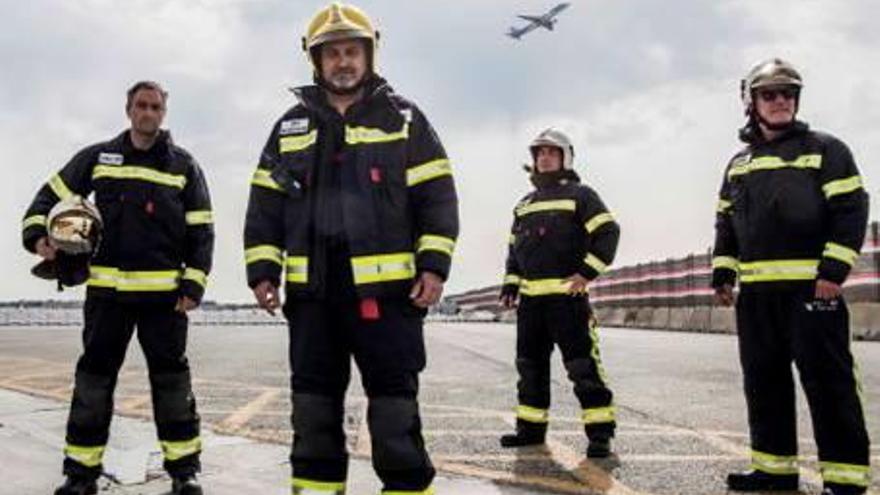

{"left": 713, "top": 59, "right": 870, "bottom": 494}
{"left": 30, "top": 196, "right": 103, "bottom": 288}
{"left": 500, "top": 128, "right": 620, "bottom": 458}
{"left": 245, "top": 3, "right": 458, "bottom": 494}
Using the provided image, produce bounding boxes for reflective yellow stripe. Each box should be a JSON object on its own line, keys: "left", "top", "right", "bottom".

{"left": 93, "top": 165, "right": 186, "bottom": 189}
{"left": 581, "top": 406, "right": 615, "bottom": 424}
{"left": 416, "top": 234, "right": 455, "bottom": 257}
{"left": 286, "top": 256, "right": 309, "bottom": 283}
{"left": 22, "top": 215, "right": 47, "bottom": 230}
{"left": 345, "top": 123, "right": 409, "bottom": 144}
{"left": 383, "top": 486, "right": 436, "bottom": 495}
{"left": 350, "top": 253, "right": 416, "bottom": 285}
{"left": 516, "top": 199, "right": 576, "bottom": 217}
{"left": 585, "top": 212, "right": 615, "bottom": 234}
{"left": 750, "top": 450, "right": 799, "bottom": 475}
{"left": 48, "top": 174, "right": 74, "bottom": 200}
{"left": 245, "top": 245, "right": 284, "bottom": 266}
{"left": 279, "top": 130, "right": 318, "bottom": 154}
{"left": 291, "top": 477, "right": 346, "bottom": 493}
{"left": 820, "top": 461, "right": 871, "bottom": 487}
{"left": 823, "top": 241, "right": 860, "bottom": 267}
{"left": 406, "top": 158, "right": 452, "bottom": 187}
{"left": 87, "top": 266, "right": 180, "bottom": 292}
{"left": 520, "top": 278, "right": 575, "bottom": 296}
{"left": 584, "top": 253, "right": 608, "bottom": 274}
{"left": 503, "top": 274, "right": 521, "bottom": 286}
{"left": 589, "top": 316, "right": 609, "bottom": 382}
{"left": 251, "top": 168, "right": 284, "bottom": 192}
{"left": 712, "top": 256, "right": 739, "bottom": 271}
{"left": 508, "top": 234, "right": 516, "bottom": 245}
{"left": 185, "top": 210, "right": 213, "bottom": 225}
{"left": 182, "top": 267, "right": 208, "bottom": 289}
{"left": 728, "top": 154, "right": 822, "bottom": 177}
{"left": 739, "top": 259, "right": 818, "bottom": 283}
{"left": 823, "top": 175, "right": 863, "bottom": 199}
{"left": 64, "top": 444, "right": 105, "bottom": 467}
{"left": 717, "top": 199, "right": 732, "bottom": 214}
{"left": 516, "top": 405, "right": 549, "bottom": 423}
{"left": 160, "top": 437, "right": 201, "bottom": 462}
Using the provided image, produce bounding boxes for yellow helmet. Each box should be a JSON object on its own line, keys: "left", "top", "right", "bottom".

{"left": 302, "top": 3, "right": 379, "bottom": 72}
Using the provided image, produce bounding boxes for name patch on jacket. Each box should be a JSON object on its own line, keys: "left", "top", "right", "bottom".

{"left": 279, "top": 118, "right": 310, "bottom": 136}
{"left": 98, "top": 152, "right": 124, "bottom": 165}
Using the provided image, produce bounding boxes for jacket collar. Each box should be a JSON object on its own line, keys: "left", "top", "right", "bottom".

{"left": 291, "top": 75, "right": 392, "bottom": 119}
{"left": 530, "top": 169, "right": 581, "bottom": 190}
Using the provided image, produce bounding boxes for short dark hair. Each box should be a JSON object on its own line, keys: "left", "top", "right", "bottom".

{"left": 126, "top": 81, "right": 168, "bottom": 110}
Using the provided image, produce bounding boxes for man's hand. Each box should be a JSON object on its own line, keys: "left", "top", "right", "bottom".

{"left": 253, "top": 280, "right": 281, "bottom": 315}
{"left": 175, "top": 296, "right": 198, "bottom": 314}
{"left": 36, "top": 237, "right": 57, "bottom": 261}
{"left": 714, "top": 284, "right": 735, "bottom": 307}
{"left": 410, "top": 271, "right": 444, "bottom": 308}
{"left": 565, "top": 273, "right": 589, "bottom": 296}
{"left": 815, "top": 279, "right": 842, "bottom": 300}
{"left": 500, "top": 293, "right": 518, "bottom": 309}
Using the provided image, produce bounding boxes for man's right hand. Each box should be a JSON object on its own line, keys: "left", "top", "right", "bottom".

{"left": 253, "top": 280, "right": 280, "bottom": 316}
{"left": 500, "top": 293, "right": 518, "bottom": 309}
{"left": 714, "top": 284, "right": 735, "bottom": 307}
{"left": 36, "top": 237, "right": 57, "bottom": 261}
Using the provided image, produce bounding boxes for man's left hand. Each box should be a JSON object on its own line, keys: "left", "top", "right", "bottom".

{"left": 175, "top": 296, "right": 198, "bottom": 314}
{"left": 815, "top": 279, "right": 842, "bottom": 300}
{"left": 565, "top": 273, "right": 590, "bottom": 296}
{"left": 410, "top": 272, "right": 444, "bottom": 308}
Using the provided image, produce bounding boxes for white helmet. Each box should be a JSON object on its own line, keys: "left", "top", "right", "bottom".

{"left": 47, "top": 195, "right": 102, "bottom": 255}
{"left": 740, "top": 58, "right": 803, "bottom": 113}
{"left": 530, "top": 128, "right": 574, "bottom": 170}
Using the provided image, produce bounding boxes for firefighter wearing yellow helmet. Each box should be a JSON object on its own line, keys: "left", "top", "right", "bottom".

{"left": 714, "top": 59, "right": 870, "bottom": 494}
{"left": 499, "top": 128, "right": 620, "bottom": 458}
{"left": 245, "top": 3, "right": 458, "bottom": 494}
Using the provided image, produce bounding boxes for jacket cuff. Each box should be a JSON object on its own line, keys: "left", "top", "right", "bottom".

{"left": 247, "top": 261, "right": 283, "bottom": 289}
{"left": 711, "top": 268, "right": 737, "bottom": 289}
{"left": 23, "top": 226, "right": 48, "bottom": 254}
{"left": 415, "top": 251, "right": 451, "bottom": 281}
{"left": 179, "top": 279, "right": 205, "bottom": 305}
{"left": 818, "top": 258, "right": 850, "bottom": 286}
{"left": 500, "top": 283, "right": 519, "bottom": 298}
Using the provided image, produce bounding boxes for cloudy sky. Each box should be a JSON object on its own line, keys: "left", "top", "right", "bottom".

{"left": 3, "top": 0, "right": 878, "bottom": 302}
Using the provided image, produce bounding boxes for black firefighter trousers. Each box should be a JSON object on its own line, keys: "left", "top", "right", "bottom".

{"left": 285, "top": 298, "right": 435, "bottom": 494}
{"left": 514, "top": 295, "right": 615, "bottom": 440}
{"left": 736, "top": 289, "right": 870, "bottom": 491}
{"left": 63, "top": 295, "right": 201, "bottom": 480}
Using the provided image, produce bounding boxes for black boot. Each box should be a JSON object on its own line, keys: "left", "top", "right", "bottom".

{"left": 587, "top": 437, "right": 611, "bottom": 458}
{"left": 726, "top": 471, "right": 798, "bottom": 491}
{"left": 821, "top": 485, "right": 866, "bottom": 495}
{"left": 172, "top": 474, "right": 203, "bottom": 495}
{"left": 500, "top": 419, "right": 546, "bottom": 447}
{"left": 54, "top": 476, "right": 98, "bottom": 495}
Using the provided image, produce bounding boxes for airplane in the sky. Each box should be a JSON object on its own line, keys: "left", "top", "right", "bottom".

{"left": 506, "top": 2, "right": 571, "bottom": 40}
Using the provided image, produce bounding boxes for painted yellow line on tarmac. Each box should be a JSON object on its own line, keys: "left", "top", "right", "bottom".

{"left": 217, "top": 388, "right": 281, "bottom": 432}
{"left": 438, "top": 459, "right": 601, "bottom": 495}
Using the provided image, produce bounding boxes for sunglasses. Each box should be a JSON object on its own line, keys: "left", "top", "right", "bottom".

{"left": 757, "top": 87, "right": 798, "bottom": 102}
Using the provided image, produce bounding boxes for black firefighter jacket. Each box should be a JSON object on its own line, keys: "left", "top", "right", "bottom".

{"left": 502, "top": 170, "right": 620, "bottom": 298}
{"left": 712, "top": 121, "right": 869, "bottom": 291}
{"left": 22, "top": 130, "right": 215, "bottom": 303}
{"left": 244, "top": 78, "right": 459, "bottom": 300}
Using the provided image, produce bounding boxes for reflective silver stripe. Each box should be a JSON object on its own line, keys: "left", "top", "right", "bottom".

{"left": 520, "top": 278, "right": 575, "bottom": 296}
{"left": 279, "top": 130, "right": 318, "bottom": 154}
{"left": 581, "top": 406, "right": 615, "bottom": 424}
{"left": 819, "top": 461, "right": 871, "bottom": 487}
{"left": 87, "top": 266, "right": 180, "bottom": 292}
{"left": 182, "top": 267, "right": 208, "bottom": 289}
{"left": 584, "top": 253, "right": 608, "bottom": 274}
{"left": 350, "top": 253, "right": 416, "bottom": 285}
{"left": 245, "top": 245, "right": 284, "bottom": 266}
{"left": 823, "top": 241, "right": 859, "bottom": 267}
{"left": 712, "top": 256, "right": 739, "bottom": 271}
{"left": 185, "top": 210, "right": 213, "bottom": 225}
{"left": 345, "top": 123, "right": 409, "bottom": 144}
{"left": 406, "top": 158, "right": 452, "bottom": 187}
{"left": 585, "top": 212, "right": 614, "bottom": 233}
{"left": 64, "top": 444, "right": 105, "bottom": 467}
{"left": 728, "top": 154, "right": 822, "bottom": 177}
{"left": 822, "top": 175, "right": 863, "bottom": 199}
{"left": 515, "top": 199, "right": 576, "bottom": 217}
{"left": 516, "top": 405, "right": 549, "bottom": 423}
{"left": 286, "top": 256, "right": 309, "bottom": 283}
{"left": 750, "top": 450, "right": 799, "bottom": 475}
{"left": 22, "top": 215, "right": 47, "bottom": 230}
{"left": 160, "top": 437, "right": 201, "bottom": 461}
{"left": 251, "top": 168, "right": 284, "bottom": 192}
{"left": 48, "top": 174, "right": 74, "bottom": 200}
{"left": 416, "top": 234, "right": 455, "bottom": 257}
{"left": 739, "top": 259, "right": 818, "bottom": 283}
{"left": 93, "top": 165, "right": 186, "bottom": 189}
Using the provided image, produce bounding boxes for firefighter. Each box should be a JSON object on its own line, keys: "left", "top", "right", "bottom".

{"left": 243, "top": 3, "right": 458, "bottom": 494}
{"left": 23, "top": 80, "right": 214, "bottom": 495}
{"left": 499, "top": 128, "right": 620, "bottom": 458}
{"left": 713, "top": 59, "right": 870, "bottom": 495}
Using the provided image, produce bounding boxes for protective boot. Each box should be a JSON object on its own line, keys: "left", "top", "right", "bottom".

{"left": 587, "top": 437, "right": 611, "bottom": 458}
{"left": 820, "top": 485, "right": 867, "bottom": 495}
{"left": 726, "top": 470, "right": 799, "bottom": 491}
{"left": 500, "top": 419, "right": 546, "bottom": 447}
{"left": 171, "top": 474, "right": 203, "bottom": 495}
{"left": 54, "top": 476, "right": 98, "bottom": 495}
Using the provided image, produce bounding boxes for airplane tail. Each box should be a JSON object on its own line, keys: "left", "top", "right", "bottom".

{"left": 506, "top": 28, "right": 522, "bottom": 39}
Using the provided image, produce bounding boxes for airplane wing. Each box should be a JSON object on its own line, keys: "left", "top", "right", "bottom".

{"left": 517, "top": 15, "right": 543, "bottom": 22}
{"left": 548, "top": 2, "right": 571, "bottom": 16}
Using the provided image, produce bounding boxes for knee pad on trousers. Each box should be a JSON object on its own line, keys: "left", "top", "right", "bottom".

{"left": 368, "top": 397, "right": 429, "bottom": 471}
{"left": 69, "top": 371, "right": 114, "bottom": 431}
{"left": 292, "top": 393, "right": 346, "bottom": 460}
{"left": 150, "top": 371, "right": 198, "bottom": 430}
{"left": 516, "top": 358, "right": 549, "bottom": 398}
